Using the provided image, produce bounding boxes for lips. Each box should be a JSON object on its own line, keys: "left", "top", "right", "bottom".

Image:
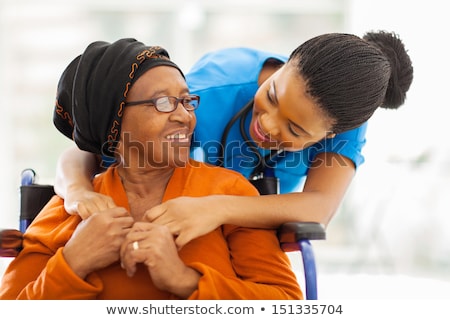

{"left": 252, "top": 118, "right": 271, "bottom": 143}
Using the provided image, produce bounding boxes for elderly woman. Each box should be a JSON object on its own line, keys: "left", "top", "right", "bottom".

{"left": 0, "top": 39, "right": 302, "bottom": 300}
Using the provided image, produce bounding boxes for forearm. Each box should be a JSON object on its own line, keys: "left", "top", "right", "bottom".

{"left": 219, "top": 154, "right": 356, "bottom": 228}
{"left": 54, "top": 145, "right": 100, "bottom": 199}
{"left": 0, "top": 248, "right": 99, "bottom": 299}
{"left": 217, "top": 192, "right": 332, "bottom": 229}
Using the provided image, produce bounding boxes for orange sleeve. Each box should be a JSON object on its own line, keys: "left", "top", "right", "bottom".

{"left": 187, "top": 226, "right": 303, "bottom": 300}
{"left": 0, "top": 197, "right": 103, "bottom": 299}
{"left": 186, "top": 174, "right": 303, "bottom": 300}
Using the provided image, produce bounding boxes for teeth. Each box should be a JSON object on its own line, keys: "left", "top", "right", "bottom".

{"left": 166, "top": 133, "right": 187, "bottom": 139}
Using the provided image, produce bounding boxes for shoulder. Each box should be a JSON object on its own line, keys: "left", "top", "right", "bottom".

{"left": 186, "top": 47, "right": 287, "bottom": 90}
{"left": 185, "top": 159, "right": 259, "bottom": 196}
{"left": 25, "top": 196, "right": 80, "bottom": 250}
{"left": 188, "top": 159, "right": 248, "bottom": 179}
{"left": 189, "top": 47, "right": 287, "bottom": 68}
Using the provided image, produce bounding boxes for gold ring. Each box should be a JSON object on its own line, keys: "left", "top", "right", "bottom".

{"left": 132, "top": 241, "right": 139, "bottom": 250}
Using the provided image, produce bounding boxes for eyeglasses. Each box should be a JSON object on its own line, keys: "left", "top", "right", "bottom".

{"left": 124, "top": 95, "right": 200, "bottom": 113}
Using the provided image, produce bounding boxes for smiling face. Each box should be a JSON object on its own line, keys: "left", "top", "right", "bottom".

{"left": 117, "top": 66, "right": 196, "bottom": 169}
{"left": 250, "top": 61, "right": 335, "bottom": 151}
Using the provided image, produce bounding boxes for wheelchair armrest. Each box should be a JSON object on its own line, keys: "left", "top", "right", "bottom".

{"left": 0, "top": 229, "right": 23, "bottom": 257}
{"left": 277, "top": 222, "right": 326, "bottom": 252}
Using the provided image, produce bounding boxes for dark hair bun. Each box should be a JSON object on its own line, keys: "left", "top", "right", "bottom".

{"left": 363, "top": 31, "right": 413, "bottom": 109}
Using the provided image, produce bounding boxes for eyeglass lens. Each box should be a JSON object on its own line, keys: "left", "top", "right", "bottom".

{"left": 155, "top": 96, "right": 198, "bottom": 112}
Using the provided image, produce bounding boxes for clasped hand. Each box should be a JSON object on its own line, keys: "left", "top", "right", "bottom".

{"left": 63, "top": 206, "right": 200, "bottom": 298}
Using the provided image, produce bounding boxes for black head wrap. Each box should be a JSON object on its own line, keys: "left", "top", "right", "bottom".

{"left": 53, "top": 38, "right": 184, "bottom": 157}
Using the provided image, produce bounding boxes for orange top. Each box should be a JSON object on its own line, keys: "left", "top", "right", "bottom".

{"left": 0, "top": 160, "right": 302, "bottom": 300}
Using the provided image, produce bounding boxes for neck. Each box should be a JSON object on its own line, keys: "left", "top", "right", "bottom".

{"left": 117, "top": 166, "right": 174, "bottom": 220}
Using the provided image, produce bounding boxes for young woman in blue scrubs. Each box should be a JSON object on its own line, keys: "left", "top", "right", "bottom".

{"left": 54, "top": 31, "right": 413, "bottom": 248}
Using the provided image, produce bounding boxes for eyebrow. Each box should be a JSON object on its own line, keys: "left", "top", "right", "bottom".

{"left": 271, "top": 80, "right": 312, "bottom": 137}
{"left": 270, "top": 80, "right": 280, "bottom": 105}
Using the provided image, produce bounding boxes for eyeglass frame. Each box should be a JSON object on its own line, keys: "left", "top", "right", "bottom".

{"left": 124, "top": 95, "right": 200, "bottom": 113}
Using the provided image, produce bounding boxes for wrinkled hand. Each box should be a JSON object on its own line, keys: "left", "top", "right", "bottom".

{"left": 144, "top": 196, "right": 224, "bottom": 249}
{"left": 120, "top": 222, "right": 200, "bottom": 298}
{"left": 64, "top": 188, "right": 117, "bottom": 220}
{"left": 63, "top": 207, "right": 134, "bottom": 279}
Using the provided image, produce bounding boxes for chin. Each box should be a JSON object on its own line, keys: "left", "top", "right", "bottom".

{"left": 172, "top": 159, "right": 190, "bottom": 168}
{"left": 261, "top": 141, "right": 283, "bottom": 150}
{"left": 170, "top": 153, "right": 190, "bottom": 168}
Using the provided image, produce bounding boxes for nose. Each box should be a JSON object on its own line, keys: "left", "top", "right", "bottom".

{"left": 169, "top": 102, "right": 193, "bottom": 124}
{"left": 260, "top": 113, "right": 280, "bottom": 138}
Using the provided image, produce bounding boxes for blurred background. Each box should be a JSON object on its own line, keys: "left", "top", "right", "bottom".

{"left": 0, "top": 0, "right": 449, "bottom": 298}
